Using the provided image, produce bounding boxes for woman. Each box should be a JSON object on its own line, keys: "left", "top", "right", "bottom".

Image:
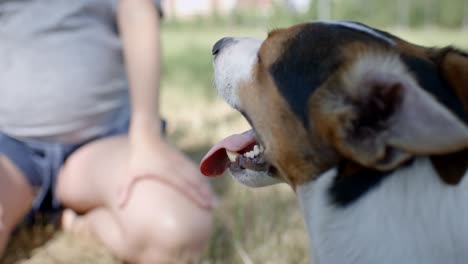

{"left": 0, "top": 0, "right": 216, "bottom": 262}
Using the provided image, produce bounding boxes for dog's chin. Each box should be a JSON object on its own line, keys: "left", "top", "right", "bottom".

{"left": 228, "top": 167, "right": 282, "bottom": 187}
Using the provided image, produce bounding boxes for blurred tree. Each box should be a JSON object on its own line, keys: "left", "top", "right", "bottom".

{"left": 163, "top": 0, "right": 468, "bottom": 30}
{"left": 464, "top": 0, "right": 468, "bottom": 29}
{"left": 424, "top": 0, "right": 435, "bottom": 27}
{"left": 284, "top": 0, "right": 312, "bottom": 14}
{"left": 396, "top": 0, "right": 410, "bottom": 27}
{"left": 317, "top": 0, "right": 331, "bottom": 20}
{"left": 212, "top": 0, "right": 219, "bottom": 13}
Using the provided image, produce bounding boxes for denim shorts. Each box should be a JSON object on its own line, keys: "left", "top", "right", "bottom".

{"left": 0, "top": 110, "right": 131, "bottom": 216}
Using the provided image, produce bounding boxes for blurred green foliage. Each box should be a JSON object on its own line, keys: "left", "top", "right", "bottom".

{"left": 161, "top": 26, "right": 264, "bottom": 100}
{"left": 164, "top": 0, "right": 468, "bottom": 29}
{"left": 160, "top": 0, "right": 468, "bottom": 99}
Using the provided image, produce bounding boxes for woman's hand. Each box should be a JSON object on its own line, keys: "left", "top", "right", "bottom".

{"left": 117, "top": 132, "right": 217, "bottom": 210}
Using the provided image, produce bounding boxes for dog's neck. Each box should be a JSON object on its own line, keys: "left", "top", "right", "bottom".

{"left": 296, "top": 157, "right": 468, "bottom": 264}
{"left": 296, "top": 168, "right": 334, "bottom": 263}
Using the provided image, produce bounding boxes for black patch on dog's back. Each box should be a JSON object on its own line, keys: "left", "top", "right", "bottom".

{"left": 431, "top": 149, "right": 468, "bottom": 185}
{"left": 328, "top": 161, "right": 392, "bottom": 207}
{"left": 329, "top": 160, "right": 415, "bottom": 207}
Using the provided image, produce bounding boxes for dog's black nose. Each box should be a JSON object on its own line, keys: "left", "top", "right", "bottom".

{"left": 212, "top": 37, "right": 234, "bottom": 56}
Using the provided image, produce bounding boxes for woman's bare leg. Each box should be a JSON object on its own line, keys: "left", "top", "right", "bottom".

{"left": 55, "top": 136, "right": 213, "bottom": 263}
{"left": 0, "top": 155, "right": 35, "bottom": 257}
{"left": 61, "top": 208, "right": 132, "bottom": 260}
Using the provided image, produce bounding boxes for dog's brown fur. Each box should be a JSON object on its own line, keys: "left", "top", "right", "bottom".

{"left": 237, "top": 22, "right": 468, "bottom": 188}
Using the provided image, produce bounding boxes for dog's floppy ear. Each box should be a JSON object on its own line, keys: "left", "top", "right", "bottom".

{"left": 429, "top": 47, "right": 468, "bottom": 111}
{"left": 312, "top": 52, "right": 468, "bottom": 171}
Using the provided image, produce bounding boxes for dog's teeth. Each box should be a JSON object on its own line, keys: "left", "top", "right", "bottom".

{"left": 226, "top": 150, "right": 239, "bottom": 162}
{"left": 243, "top": 146, "right": 264, "bottom": 159}
{"left": 253, "top": 145, "right": 260, "bottom": 155}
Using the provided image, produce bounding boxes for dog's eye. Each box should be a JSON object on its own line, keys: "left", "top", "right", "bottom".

{"left": 257, "top": 53, "right": 262, "bottom": 64}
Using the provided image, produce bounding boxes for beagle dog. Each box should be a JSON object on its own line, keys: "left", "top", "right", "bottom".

{"left": 200, "top": 21, "right": 468, "bottom": 264}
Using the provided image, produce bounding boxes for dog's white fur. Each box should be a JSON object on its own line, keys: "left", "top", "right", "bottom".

{"left": 213, "top": 37, "right": 285, "bottom": 187}
{"left": 298, "top": 158, "right": 468, "bottom": 264}
{"left": 213, "top": 37, "right": 262, "bottom": 109}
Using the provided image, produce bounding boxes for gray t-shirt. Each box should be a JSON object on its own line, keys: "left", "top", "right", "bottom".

{"left": 0, "top": 0, "right": 161, "bottom": 144}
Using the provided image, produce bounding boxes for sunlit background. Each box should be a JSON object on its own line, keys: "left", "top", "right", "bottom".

{"left": 5, "top": 0, "right": 468, "bottom": 263}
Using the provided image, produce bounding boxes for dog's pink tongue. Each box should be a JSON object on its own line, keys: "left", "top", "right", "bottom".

{"left": 200, "top": 130, "right": 256, "bottom": 177}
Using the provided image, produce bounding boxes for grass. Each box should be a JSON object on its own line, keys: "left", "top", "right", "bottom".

{"left": 3, "top": 24, "right": 468, "bottom": 264}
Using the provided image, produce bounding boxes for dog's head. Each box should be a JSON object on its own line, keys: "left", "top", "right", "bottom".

{"left": 200, "top": 21, "right": 468, "bottom": 189}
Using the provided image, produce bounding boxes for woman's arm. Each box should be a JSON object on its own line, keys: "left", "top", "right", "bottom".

{"left": 116, "top": 0, "right": 216, "bottom": 209}
{"left": 117, "top": 0, "right": 161, "bottom": 141}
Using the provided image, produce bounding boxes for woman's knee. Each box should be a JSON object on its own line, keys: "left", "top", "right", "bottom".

{"left": 54, "top": 155, "right": 81, "bottom": 207}
{"left": 55, "top": 136, "right": 128, "bottom": 211}
{"left": 153, "top": 210, "right": 212, "bottom": 250}
{"left": 120, "top": 181, "right": 214, "bottom": 262}
{"left": 54, "top": 148, "right": 97, "bottom": 211}
{"left": 131, "top": 214, "right": 213, "bottom": 263}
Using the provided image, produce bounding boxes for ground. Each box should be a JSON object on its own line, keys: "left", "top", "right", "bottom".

{"left": 2, "top": 25, "right": 468, "bottom": 264}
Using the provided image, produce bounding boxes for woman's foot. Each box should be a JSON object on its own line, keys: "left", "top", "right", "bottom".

{"left": 61, "top": 209, "right": 92, "bottom": 237}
